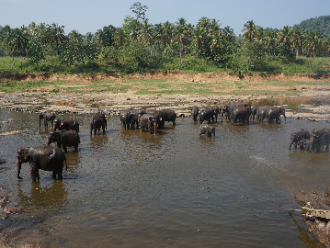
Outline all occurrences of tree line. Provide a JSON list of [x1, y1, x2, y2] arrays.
[[0, 3, 330, 74]]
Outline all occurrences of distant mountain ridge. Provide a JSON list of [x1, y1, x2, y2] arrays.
[[294, 15, 330, 38]]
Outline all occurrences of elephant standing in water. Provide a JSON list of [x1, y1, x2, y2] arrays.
[[17, 146, 66, 182], [289, 129, 310, 150], [191, 107, 199, 121], [159, 109, 177, 128], [90, 113, 107, 135], [47, 130, 80, 152], [266, 107, 286, 124], [310, 128, 330, 152], [52, 118, 80, 133], [199, 108, 220, 124], [131, 110, 147, 128], [139, 114, 162, 135], [198, 124, 215, 137], [39, 113, 56, 128], [120, 111, 133, 130]]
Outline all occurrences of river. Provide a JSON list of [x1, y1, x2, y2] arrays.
[[0, 109, 329, 247]]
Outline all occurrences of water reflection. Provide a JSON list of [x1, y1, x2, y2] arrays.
[[17, 180, 67, 212]]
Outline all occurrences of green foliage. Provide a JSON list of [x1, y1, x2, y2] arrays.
[[296, 15, 330, 38]]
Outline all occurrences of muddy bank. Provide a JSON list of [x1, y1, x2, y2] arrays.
[[1, 71, 330, 84], [1, 89, 330, 122]]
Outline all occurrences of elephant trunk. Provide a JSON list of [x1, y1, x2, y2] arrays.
[[17, 160, 22, 179]]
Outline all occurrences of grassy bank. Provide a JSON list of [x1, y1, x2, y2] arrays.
[[0, 55, 329, 75], [1, 77, 329, 96]]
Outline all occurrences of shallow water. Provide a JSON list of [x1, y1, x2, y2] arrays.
[[0, 109, 329, 247]]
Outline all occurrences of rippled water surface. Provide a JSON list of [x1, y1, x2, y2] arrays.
[[1, 109, 329, 247]]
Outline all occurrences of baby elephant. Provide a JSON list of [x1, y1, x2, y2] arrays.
[[289, 129, 310, 150], [198, 124, 215, 137], [296, 139, 311, 150], [47, 130, 80, 152]]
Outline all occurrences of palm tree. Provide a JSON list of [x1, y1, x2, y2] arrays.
[[96, 25, 116, 48], [163, 21, 174, 56], [0, 25, 15, 64], [139, 20, 153, 44], [242, 20, 259, 71], [290, 26, 303, 59], [174, 18, 188, 69], [154, 23, 165, 60], [277, 26, 293, 62], [48, 23, 66, 56], [128, 19, 141, 41], [114, 28, 127, 48], [222, 26, 235, 43], [37, 23, 49, 56], [12, 27, 29, 71], [210, 30, 224, 63], [303, 30, 323, 68]]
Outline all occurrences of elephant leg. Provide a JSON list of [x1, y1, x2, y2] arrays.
[[52, 170, 57, 179], [102, 125, 106, 134], [29, 162, 37, 182], [57, 169, 63, 180], [148, 123, 152, 134], [153, 122, 157, 135], [172, 120, 176, 126], [30, 169, 38, 183], [63, 146, 67, 153]]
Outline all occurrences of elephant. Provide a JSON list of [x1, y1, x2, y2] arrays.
[[39, 113, 56, 128], [159, 109, 177, 127], [52, 118, 80, 133], [120, 111, 133, 130], [250, 106, 259, 120], [90, 113, 107, 135], [289, 129, 310, 150], [230, 106, 250, 125], [256, 106, 271, 123], [198, 124, 215, 137], [47, 130, 80, 153], [191, 107, 199, 121], [17, 146, 67, 182], [131, 110, 147, 128], [228, 102, 251, 124], [296, 139, 311, 150], [310, 128, 330, 153], [139, 114, 162, 135], [266, 107, 286, 124], [220, 105, 230, 122], [199, 108, 219, 124]]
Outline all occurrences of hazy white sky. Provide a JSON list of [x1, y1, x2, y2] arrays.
[[1, 0, 329, 35]]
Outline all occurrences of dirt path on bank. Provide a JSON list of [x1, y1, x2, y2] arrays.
[[1, 71, 330, 120]]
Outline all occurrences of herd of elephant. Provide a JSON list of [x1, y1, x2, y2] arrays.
[[16, 112, 106, 183], [15, 101, 327, 183], [289, 128, 330, 152]]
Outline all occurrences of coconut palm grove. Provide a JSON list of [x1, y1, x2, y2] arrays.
[[0, 2, 330, 75]]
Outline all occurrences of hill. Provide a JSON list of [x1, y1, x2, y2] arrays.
[[295, 15, 330, 38]]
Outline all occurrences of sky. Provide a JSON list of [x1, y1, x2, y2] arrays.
[[1, 0, 329, 36]]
